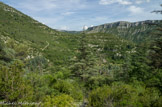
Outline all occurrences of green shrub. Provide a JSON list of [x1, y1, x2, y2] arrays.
[[88, 82, 160, 107], [43, 94, 76, 107]]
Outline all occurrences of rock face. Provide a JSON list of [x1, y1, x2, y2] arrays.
[[86, 20, 161, 43]]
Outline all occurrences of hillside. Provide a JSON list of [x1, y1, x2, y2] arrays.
[[0, 2, 78, 65], [86, 20, 161, 43], [0, 2, 136, 66], [0, 2, 162, 107]]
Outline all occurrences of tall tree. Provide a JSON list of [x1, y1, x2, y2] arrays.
[[145, 5, 162, 92], [0, 60, 33, 102], [70, 31, 97, 80], [149, 5, 162, 69]]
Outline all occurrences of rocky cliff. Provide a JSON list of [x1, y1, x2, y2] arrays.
[[86, 20, 161, 43]]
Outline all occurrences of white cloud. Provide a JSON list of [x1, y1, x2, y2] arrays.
[[128, 6, 143, 14], [99, 0, 132, 5], [33, 16, 64, 29], [60, 26, 70, 30], [135, 0, 143, 4], [18, 0, 57, 11], [146, 0, 150, 2], [99, 0, 114, 5], [7, 0, 159, 31], [61, 12, 75, 16], [93, 16, 108, 21], [17, 0, 85, 12], [135, 0, 151, 4], [119, 0, 132, 5], [34, 16, 62, 24], [121, 10, 161, 22], [99, 0, 151, 5]]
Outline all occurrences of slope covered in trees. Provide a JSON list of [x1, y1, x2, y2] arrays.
[[0, 2, 162, 107], [86, 20, 161, 43], [0, 2, 78, 66]]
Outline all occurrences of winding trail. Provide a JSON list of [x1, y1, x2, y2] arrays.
[[41, 41, 49, 51]]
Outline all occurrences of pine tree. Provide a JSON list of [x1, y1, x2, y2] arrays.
[[149, 5, 162, 69], [146, 5, 162, 92], [70, 31, 97, 80], [0, 60, 33, 102]]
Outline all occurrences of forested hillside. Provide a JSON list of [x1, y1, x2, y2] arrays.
[[0, 2, 162, 107], [86, 20, 160, 43], [0, 2, 79, 66]]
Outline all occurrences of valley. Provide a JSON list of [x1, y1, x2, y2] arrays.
[[0, 1, 162, 107]]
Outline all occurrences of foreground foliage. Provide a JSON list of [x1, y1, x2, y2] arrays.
[[0, 2, 162, 107]]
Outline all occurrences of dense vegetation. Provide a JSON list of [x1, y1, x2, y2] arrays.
[[0, 2, 162, 107], [86, 20, 159, 43]]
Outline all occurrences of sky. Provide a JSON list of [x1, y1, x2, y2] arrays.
[[0, 0, 162, 31]]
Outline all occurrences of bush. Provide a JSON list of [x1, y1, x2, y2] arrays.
[[43, 94, 76, 107], [88, 82, 160, 107], [51, 80, 83, 101]]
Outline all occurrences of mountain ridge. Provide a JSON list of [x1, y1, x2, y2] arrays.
[[86, 20, 161, 43], [87, 20, 160, 30]]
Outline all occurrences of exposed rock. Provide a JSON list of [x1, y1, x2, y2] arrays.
[[86, 20, 161, 43]]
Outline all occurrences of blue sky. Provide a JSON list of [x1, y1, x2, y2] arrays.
[[1, 0, 161, 31]]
